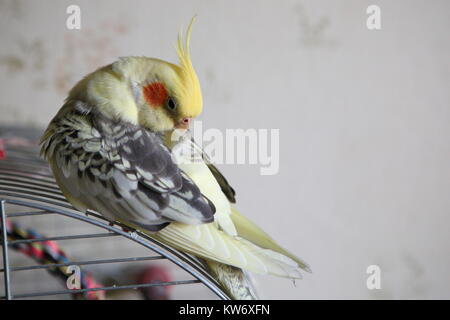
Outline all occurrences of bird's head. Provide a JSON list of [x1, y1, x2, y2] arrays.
[[69, 18, 203, 132]]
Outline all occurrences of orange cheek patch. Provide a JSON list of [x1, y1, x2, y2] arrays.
[[143, 82, 168, 108]]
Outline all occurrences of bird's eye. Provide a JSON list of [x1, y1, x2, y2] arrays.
[[166, 97, 177, 111]]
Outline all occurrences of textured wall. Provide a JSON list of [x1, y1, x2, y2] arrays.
[[1, 0, 449, 299]]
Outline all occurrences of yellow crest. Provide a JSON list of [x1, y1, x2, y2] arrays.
[[174, 17, 203, 118]]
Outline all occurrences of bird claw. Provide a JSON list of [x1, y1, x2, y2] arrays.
[[119, 226, 138, 238], [127, 230, 138, 239]]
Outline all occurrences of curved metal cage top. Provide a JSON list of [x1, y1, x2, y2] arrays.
[[0, 127, 229, 300]]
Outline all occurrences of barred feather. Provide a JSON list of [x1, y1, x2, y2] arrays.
[[41, 102, 215, 229]]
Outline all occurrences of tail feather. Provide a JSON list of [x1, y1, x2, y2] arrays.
[[147, 222, 304, 279], [230, 207, 311, 272]]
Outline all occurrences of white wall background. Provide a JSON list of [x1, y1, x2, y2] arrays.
[[0, 0, 449, 299]]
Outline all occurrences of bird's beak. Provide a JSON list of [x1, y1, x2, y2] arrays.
[[176, 117, 192, 129]]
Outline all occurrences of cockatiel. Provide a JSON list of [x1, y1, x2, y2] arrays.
[[40, 18, 310, 299]]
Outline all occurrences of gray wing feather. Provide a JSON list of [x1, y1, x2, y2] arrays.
[[47, 109, 214, 229]]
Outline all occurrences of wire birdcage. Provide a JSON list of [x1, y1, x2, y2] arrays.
[[0, 126, 230, 300]]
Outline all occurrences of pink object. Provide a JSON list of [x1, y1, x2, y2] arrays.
[[137, 265, 173, 300], [0, 139, 6, 160]]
